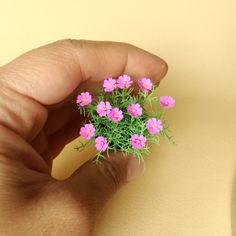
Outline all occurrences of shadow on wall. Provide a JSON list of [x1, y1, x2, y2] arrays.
[[231, 167, 236, 236]]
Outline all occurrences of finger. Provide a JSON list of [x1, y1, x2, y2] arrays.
[[43, 100, 82, 137], [0, 125, 50, 173], [1, 39, 168, 106], [66, 153, 145, 217], [41, 116, 83, 168], [32, 108, 83, 167]]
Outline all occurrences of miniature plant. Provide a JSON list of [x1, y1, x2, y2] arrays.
[[76, 74, 175, 163]]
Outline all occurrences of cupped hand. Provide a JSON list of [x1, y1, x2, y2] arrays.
[[0, 40, 167, 235]]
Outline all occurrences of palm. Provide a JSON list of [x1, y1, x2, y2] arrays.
[[0, 151, 95, 235]]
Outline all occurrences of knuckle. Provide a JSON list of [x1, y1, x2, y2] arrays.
[[122, 42, 134, 49], [56, 38, 88, 50], [57, 38, 76, 47], [0, 85, 47, 141]]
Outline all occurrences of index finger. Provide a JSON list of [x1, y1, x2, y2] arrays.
[[1, 39, 168, 106]]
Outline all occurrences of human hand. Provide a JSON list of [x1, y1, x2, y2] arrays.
[[0, 40, 167, 235]]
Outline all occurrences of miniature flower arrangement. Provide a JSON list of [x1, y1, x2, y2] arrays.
[[76, 75, 175, 163]]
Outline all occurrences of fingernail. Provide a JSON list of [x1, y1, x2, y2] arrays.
[[126, 157, 145, 182]]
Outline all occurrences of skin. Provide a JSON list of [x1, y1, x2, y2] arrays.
[[0, 39, 168, 235]]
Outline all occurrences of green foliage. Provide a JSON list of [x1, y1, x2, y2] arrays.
[[76, 86, 174, 162]]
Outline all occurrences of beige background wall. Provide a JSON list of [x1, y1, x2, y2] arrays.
[[0, 1, 236, 235]]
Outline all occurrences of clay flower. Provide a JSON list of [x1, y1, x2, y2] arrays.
[[103, 77, 117, 92], [160, 96, 175, 108], [130, 134, 147, 149], [76, 75, 175, 163], [108, 108, 123, 122], [95, 136, 108, 152], [127, 103, 142, 117], [117, 74, 133, 89], [96, 101, 112, 116], [80, 124, 95, 140], [76, 92, 92, 106], [138, 77, 153, 93], [147, 118, 163, 135]]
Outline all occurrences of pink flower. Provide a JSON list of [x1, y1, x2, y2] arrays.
[[127, 103, 142, 117], [130, 134, 147, 149], [103, 77, 117, 92], [160, 96, 175, 108], [117, 74, 133, 89], [147, 118, 163, 135], [95, 136, 108, 152], [108, 108, 123, 122], [138, 77, 153, 93], [96, 101, 112, 116], [76, 92, 92, 106], [80, 124, 95, 140]]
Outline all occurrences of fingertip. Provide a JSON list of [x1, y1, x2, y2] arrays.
[[124, 44, 168, 84], [146, 52, 169, 83], [160, 58, 168, 78]]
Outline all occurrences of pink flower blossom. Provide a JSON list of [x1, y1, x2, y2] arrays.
[[160, 96, 175, 108], [76, 92, 92, 106], [108, 108, 123, 122], [127, 103, 142, 117], [147, 118, 163, 135], [138, 77, 153, 93], [117, 74, 133, 89], [130, 134, 147, 149], [96, 101, 112, 116], [80, 124, 95, 140], [103, 77, 117, 92], [95, 136, 108, 152]]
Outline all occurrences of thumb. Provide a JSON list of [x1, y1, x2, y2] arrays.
[[67, 153, 145, 217]]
